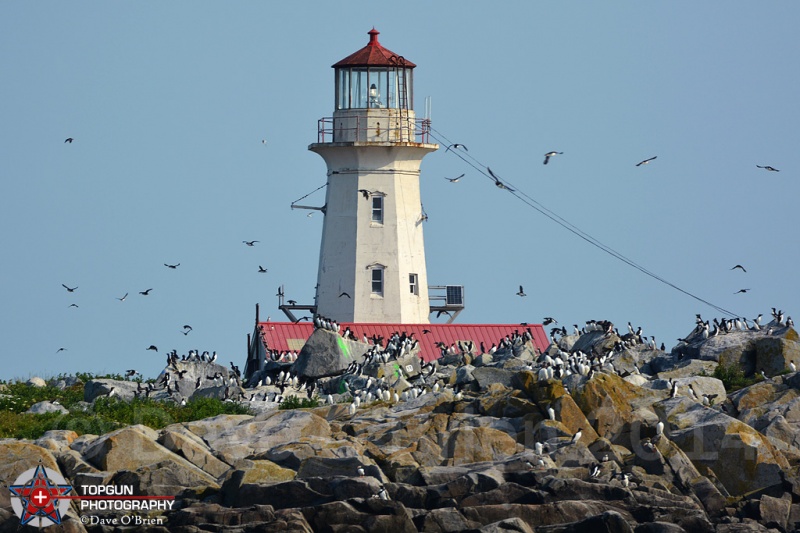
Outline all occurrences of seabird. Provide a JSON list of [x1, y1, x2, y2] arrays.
[[62, 284, 78, 292], [656, 421, 664, 435], [730, 264, 746, 272], [258, 266, 268, 273], [339, 292, 351, 298], [543, 151, 563, 165], [446, 143, 468, 152], [68, 303, 79, 308], [164, 263, 180, 269], [116, 293, 128, 302], [547, 406, 556, 420], [147, 345, 158, 352], [516, 285, 526, 297], [589, 463, 601, 478], [543, 317, 558, 326], [377, 487, 389, 500], [139, 288, 153, 295], [243, 240, 259, 246], [487, 167, 514, 191], [357, 466, 365, 477], [734, 289, 750, 294], [570, 429, 582, 445], [358, 189, 371, 200], [635, 156, 657, 167], [64, 138, 74, 143], [791, 361, 797, 373], [756, 165, 779, 172], [621, 473, 630, 488], [56, 347, 67, 353], [445, 173, 465, 183], [670, 381, 679, 398]]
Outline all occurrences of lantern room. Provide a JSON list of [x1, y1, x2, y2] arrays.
[[332, 28, 415, 111]]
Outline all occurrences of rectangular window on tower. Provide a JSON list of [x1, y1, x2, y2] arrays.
[[371, 267, 384, 296], [371, 196, 383, 225], [409, 273, 419, 295]]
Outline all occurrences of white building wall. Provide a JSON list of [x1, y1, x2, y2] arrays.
[[310, 112, 436, 323]]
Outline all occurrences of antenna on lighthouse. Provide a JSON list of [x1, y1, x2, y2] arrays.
[[425, 96, 432, 121]]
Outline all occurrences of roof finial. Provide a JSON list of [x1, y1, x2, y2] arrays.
[[368, 28, 380, 46]]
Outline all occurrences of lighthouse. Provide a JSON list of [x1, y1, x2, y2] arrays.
[[308, 29, 437, 323]]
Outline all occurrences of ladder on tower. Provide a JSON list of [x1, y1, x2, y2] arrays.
[[395, 58, 409, 142]]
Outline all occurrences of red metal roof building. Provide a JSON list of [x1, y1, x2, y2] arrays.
[[245, 319, 549, 379]]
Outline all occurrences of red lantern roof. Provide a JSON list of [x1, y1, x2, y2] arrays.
[[332, 28, 416, 69]]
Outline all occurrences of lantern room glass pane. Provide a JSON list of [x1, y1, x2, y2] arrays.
[[335, 67, 411, 110]]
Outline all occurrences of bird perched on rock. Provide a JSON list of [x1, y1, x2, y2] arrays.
[[357, 466, 365, 477], [570, 430, 582, 445], [656, 421, 664, 436]]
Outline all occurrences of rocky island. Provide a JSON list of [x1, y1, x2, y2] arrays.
[[3, 313, 800, 532]]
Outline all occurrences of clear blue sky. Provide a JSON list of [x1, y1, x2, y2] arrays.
[[2, 2, 798, 380]]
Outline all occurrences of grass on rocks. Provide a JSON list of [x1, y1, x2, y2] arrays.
[[0, 374, 251, 440]]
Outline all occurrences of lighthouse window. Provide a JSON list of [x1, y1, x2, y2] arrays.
[[409, 273, 419, 295], [371, 196, 383, 224], [371, 267, 384, 295]]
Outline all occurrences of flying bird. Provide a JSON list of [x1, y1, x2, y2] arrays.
[[64, 138, 74, 143], [487, 167, 514, 191], [307, 212, 313, 217], [543, 317, 558, 326], [287, 300, 297, 305], [339, 292, 351, 298], [183, 325, 192, 331], [543, 151, 563, 165], [258, 266, 268, 273], [358, 189, 371, 200], [445, 174, 465, 183], [56, 347, 67, 353], [146, 345, 158, 351], [446, 143, 468, 152], [635, 156, 657, 167], [756, 165, 779, 172], [116, 293, 128, 302], [734, 289, 750, 294], [243, 240, 259, 246], [164, 263, 180, 269], [62, 284, 78, 293], [516, 285, 526, 297], [730, 264, 746, 272], [139, 288, 153, 295], [436, 310, 452, 318]]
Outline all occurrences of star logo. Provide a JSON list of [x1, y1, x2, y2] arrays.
[[9, 463, 73, 527]]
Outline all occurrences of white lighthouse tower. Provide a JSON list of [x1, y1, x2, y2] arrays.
[[309, 29, 437, 323]]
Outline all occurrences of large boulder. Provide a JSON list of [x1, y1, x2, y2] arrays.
[[158, 425, 232, 479], [83, 379, 140, 402], [80, 424, 219, 493], [443, 427, 518, 465], [654, 397, 790, 496], [199, 410, 332, 462], [293, 329, 369, 379], [755, 333, 800, 377], [571, 373, 661, 446]]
